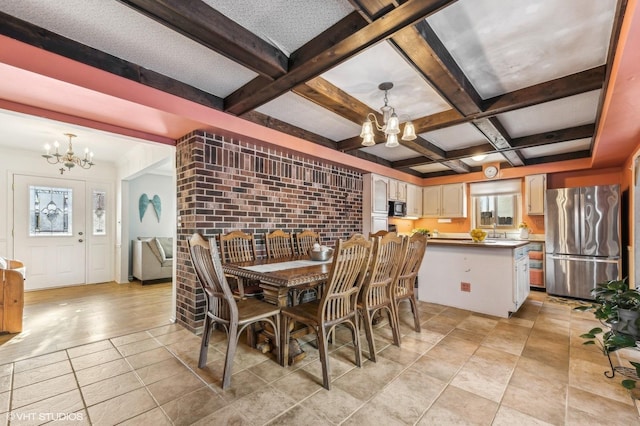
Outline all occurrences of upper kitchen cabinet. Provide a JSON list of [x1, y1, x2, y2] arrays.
[[364, 174, 388, 215], [406, 184, 422, 219], [525, 174, 546, 215], [388, 179, 407, 202], [423, 183, 467, 218]]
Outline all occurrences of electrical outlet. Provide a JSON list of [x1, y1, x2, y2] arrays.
[[460, 282, 471, 292]]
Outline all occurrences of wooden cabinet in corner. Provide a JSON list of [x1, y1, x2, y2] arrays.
[[422, 183, 467, 218], [525, 174, 546, 215]]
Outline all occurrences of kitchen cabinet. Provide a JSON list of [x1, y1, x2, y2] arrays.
[[363, 174, 389, 237], [514, 245, 530, 308], [525, 174, 546, 215], [422, 183, 467, 218], [528, 242, 545, 289], [405, 184, 422, 218], [388, 179, 407, 202]]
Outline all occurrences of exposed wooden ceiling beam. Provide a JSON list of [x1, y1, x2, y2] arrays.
[[224, 0, 458, 115], [118, 0, 288, 79], [241, 111, 337, 149], [510, 124, 595, 149], [524, 150, 591, 165], [0, 11, 223, 110]]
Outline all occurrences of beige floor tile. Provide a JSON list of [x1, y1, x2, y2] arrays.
[[501, 365, 567, 424], [75, 358, 133, 387], [481, 330, 529, 356], [9, 389, 84, 425], [231, 385, 296, 425], [110, 331, 153, 347], [13, 351, 67, 373], [81, 371, 143, 406], [249, 357, 293, 383], [450, 346, 518, 402], [448, 328, 488, 344], [11, 373, 78, 409], [333, 356, 404, 401], [267, 404, 333, 426], [66, 340, 114, 359], [377, 342, 422, 366], [116, 337, 163, 357], [273, 369, 322, 403], [421, 315, 460, 335], [424, 334, 480, 366], [492, 405, 555, 425], [153, 328, 199, 346], [191, 405, 253, 426], [301, 386, 365, 424], [569, 357, 634, 405], [567, 385, 638, 422], [134, 356, 192, 385], [0, 375, 10, 394], [343, 402, 407, 426], [12, 360, 72, 389], [456, 314, 500, 335], [0, 364, 11, 378], [161, 386, 227, 425], [119, 407, 173, 426], [147, 323, 185, 337], [87, 387, 157, 425], [0, 411, 6, 426], [416, 386, 498, 426], [0, 391, 8, 414], [126, 346, 175, 369], [413, 354, 463, 382], [69, 348, 122, 371], [366, 366, 447, 424], [146, 369, 206, 405]]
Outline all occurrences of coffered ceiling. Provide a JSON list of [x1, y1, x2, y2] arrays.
[[0, 0, 634, 177]]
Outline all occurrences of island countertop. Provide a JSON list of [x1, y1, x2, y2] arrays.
[[427, 238, 530, 248]]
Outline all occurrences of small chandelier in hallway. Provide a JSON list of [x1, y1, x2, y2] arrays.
[[42, 133, 95, 174]]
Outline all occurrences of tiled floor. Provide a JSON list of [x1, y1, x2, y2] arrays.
[[1, 291, 640, 425]]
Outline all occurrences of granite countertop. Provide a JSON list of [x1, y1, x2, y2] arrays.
[[427, 238, 531, 248]]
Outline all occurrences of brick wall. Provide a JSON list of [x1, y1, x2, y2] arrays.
[[175, 131, 363, 331]]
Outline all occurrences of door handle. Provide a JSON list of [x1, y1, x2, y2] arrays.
[[78, 239, 84, 243]]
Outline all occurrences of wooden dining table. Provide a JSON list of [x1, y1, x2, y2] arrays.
[[222, 255, 333, 365]]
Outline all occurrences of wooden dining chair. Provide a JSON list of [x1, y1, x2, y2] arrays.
[[369, 230, 389, 238], [358, 232, 405, 362], [219, 230, 262, 299], [281, 233, 372, 390], [265, 229, 295, 259], [295, 230, 320, 256], [187, 233, 280, 390], [392, 232, 427, 340]]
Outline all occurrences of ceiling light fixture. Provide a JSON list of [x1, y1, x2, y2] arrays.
[[360, 82, 417, 148], [43, 133, 95, 175], [471, 154, 488, 161]]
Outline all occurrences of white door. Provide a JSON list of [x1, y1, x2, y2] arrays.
[[14, 175, 86, 290]]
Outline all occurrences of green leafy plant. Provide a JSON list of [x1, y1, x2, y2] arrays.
[[412, 228, 430, 236]]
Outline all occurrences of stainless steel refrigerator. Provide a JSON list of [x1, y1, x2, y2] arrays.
[[545, 185, 621, 299]]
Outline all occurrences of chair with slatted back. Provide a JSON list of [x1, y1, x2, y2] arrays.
[[369, 230, 389, 238], [295, 230, 320, 256], [281, 233, 372, 390], [392, 232, 427, 340], [187, 233, 280, 390], [265, 229, 295, 259], [219, 230, 262, 299], [358, 232, 405, 362]]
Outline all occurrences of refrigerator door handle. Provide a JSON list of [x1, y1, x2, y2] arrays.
[[579, 192, 586, 252], [574, 192, 581, 252], [549, 254, 619, 264]]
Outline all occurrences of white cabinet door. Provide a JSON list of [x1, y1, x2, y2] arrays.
[[371, 215, 388, 234], [441, 183, 467, 218], [525, 174, 546, 215], [396, 181, 407, 202], [515, 255, 529, 307], [422, 186, 441, 217], [406, 184, 422, 218], [388, 179, 398, 201], [372, 176, 388, 214]]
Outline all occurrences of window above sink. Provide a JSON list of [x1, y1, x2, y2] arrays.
[[470, 179, 522, 233]]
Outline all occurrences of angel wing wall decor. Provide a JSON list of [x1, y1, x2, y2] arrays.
[[138, 193, 162, 223]]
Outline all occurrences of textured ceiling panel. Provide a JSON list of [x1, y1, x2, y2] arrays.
[[360, 143, 420, 162], [255, 92, 360, 141], [202, 0, 354, 56], [410, 162, 452, 174], [0, 0, 257, 97], [497, 90, 601, 138], [520, 138, 592, 158], [321, 41, 451, 119], [421, 123, 488, 150], [428, 0, 616, 98]]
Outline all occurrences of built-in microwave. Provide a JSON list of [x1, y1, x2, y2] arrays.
[[388, 201, 406, 217]]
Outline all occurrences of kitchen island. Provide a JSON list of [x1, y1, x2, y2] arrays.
[[418, 238, 531, 318]]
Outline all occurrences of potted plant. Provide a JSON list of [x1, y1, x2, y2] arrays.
[[412, 228, 430, 237], [576, 278, 640, 395]]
